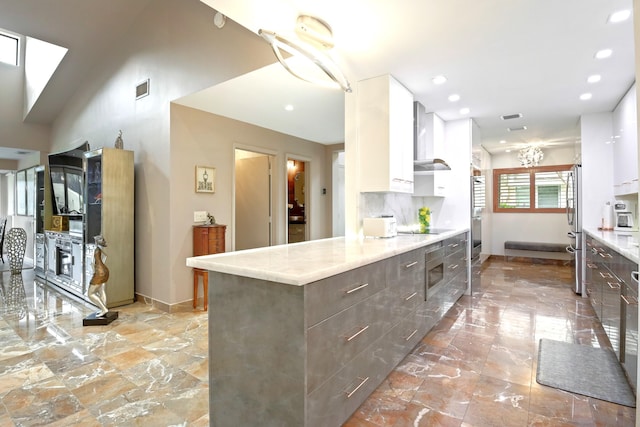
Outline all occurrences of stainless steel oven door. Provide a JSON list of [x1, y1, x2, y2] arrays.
[[425, 245, 445, 299], [55, 240, 73, 279]]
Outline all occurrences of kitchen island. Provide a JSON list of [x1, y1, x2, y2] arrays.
[[187, 229, 469, 427]]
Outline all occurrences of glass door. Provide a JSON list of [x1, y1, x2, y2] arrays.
[[84, 151, 103, 243]]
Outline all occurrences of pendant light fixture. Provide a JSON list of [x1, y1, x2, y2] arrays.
[[258, 15, 352, 93]]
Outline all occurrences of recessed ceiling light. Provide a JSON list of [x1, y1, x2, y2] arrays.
[[587, 74, 601, 83], [284, 104, 294, 111], [459, 107, 470, 115], [595, 49, 613, 59], [432, 75, 447, 85], [448, 94, 460, 102], [506, 149, 512, 153], [608, 10, 631, 23], [507, 126, 527, 132], [580, 93, 593, 101], [499, 140, 506, 144]]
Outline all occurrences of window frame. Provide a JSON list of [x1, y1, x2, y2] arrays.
[[0, 30, 20, 67], [493, 164, 573, 213]]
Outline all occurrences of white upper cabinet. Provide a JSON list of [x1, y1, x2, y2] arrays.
[[357, 74, 414, 193], [612, 83, 638, 196]]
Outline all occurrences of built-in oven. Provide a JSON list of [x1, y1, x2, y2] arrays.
[[55, 238, 73, 279], [425, 242, 445, 299]]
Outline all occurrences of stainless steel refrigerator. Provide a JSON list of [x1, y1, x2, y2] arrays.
[[470, 175, 484, 293], [566, 164, 583, 295]]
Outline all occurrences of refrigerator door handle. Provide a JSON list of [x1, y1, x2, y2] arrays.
[[566, 245, 577, 254], [567, 231, 576, 239]]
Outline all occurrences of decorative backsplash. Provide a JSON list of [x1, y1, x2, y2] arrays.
[[360, 193, 444, 227]]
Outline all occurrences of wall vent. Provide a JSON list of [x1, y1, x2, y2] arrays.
[[15, 150, 30, 155], [507, 125, 528, 132], [136, 79, 150, 99], [501, 113, 523, 120]]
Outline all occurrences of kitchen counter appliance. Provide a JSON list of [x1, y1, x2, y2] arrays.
[[363, 216, 397, 238], [614, 201, 635, 231]]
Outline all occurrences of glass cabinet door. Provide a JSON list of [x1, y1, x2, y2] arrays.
[[85, 153, 102, 243]]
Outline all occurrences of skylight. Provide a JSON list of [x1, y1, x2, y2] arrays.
[[0, 32, 19, 66]]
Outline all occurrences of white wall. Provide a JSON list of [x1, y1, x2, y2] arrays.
[[489, 146, 575, 256], [46, 0, 276, 306], [169, 104, 331, 304]]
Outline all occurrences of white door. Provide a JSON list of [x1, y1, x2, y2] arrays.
[[235, 151, 272, 250]]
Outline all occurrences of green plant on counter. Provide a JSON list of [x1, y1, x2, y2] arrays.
[[419, 207, 431, 232]]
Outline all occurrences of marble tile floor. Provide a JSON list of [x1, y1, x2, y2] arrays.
[[0, 259, 635, 426], [344, 260, 636, 427]]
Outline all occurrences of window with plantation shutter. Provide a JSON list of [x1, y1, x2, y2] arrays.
[[493, 164, 572, 213]]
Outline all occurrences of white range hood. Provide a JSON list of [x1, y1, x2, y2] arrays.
[[413, 102, 451, 173]]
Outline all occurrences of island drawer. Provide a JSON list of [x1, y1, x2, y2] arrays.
[[445, 233, 467, 256], [307, 290, 389, 393], [307, 334, 391, 427], [305, 260, 387, 327]]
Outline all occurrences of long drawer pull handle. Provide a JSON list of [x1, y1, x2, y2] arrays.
[[345, 325, 369, 342], [599, 253, 612, 258], [600, 272, 613, 279], [586, 263, 598, 269], [608, 282, 621, 289], [449, 264, 459, 270], [404, 329, 418, 341], [405, 291, 418, 301], [345, 283, 369, 294], [345, 376, 370, 399], [621, 295, 639, 305], [405, 261, 418, 268], [449, 243, 459, 248]]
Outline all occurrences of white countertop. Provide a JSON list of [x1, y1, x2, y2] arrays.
[[583, 228, 640, 264], [186, 229, 468, 286]]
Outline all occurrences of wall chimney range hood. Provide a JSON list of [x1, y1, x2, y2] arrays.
[[414, 158, 451, 172], [413, 102, 451, 173]]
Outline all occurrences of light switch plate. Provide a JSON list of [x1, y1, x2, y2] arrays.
[[194, 211, 208, 222]]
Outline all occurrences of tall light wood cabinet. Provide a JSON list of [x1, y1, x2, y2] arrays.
[[84, 148, 134, 307]]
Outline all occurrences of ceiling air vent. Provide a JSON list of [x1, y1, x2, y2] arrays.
[[507, 125, 527, 132], [136, 79, 150, 100], [501, 113, 523, 120], [15, 150, 30, 155]]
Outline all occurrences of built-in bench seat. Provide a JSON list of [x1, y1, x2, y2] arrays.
[[504, 241, 567, 252], [503, 241, 571, 265]]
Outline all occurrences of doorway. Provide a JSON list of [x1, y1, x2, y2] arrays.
[[332, 150, 345, 237], [234, 149, 273, 250], [286, 157, 309, 243]]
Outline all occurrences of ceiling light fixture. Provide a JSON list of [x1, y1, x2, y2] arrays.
[[608, 10, 631, 23], [595, 49, 613, 59], [587, 74, 601, 83], [518, 146, 544, 167], [284, 104, 294, 111], [448, 94, 460, 102], [580, 93, 593, 100], [432, 75, 447, 85], [499, 140, 507, 144], [258, 15, 352, 93]]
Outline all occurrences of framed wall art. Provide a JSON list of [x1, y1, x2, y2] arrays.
[[195, 166, 215, 193]]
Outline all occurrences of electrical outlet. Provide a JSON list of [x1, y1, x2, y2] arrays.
[[194, 211, 208, 222]]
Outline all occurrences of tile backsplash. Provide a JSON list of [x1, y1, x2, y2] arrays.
[[361, 193, 445, 227]]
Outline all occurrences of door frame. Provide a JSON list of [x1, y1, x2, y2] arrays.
[[233, 145, 277, 251], [285, 153, 311, 243]]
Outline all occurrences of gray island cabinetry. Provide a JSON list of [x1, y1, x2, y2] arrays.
[[187, 231, 468, 427]]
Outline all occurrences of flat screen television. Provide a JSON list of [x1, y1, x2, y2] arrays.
[[48, 142, 90, 216]]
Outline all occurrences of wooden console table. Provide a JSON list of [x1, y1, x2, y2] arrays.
[[192, 224, 226, 310]]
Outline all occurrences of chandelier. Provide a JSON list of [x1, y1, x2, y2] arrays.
[[518, 146, 544, 167]]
